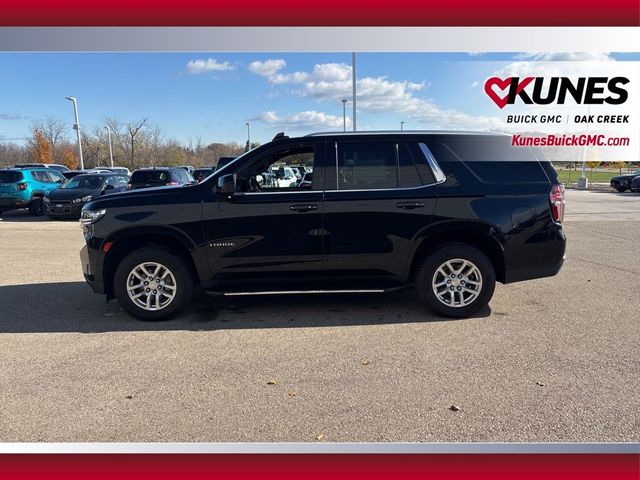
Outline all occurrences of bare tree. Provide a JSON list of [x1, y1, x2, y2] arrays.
[[121, 118, 149, 169]]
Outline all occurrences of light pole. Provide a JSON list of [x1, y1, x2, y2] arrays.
[[400, 121, 405, 131], [65, 96, 84, 170], [245, 122, 251, 151], [341, 98, 348, 132], [105, 125, 114, 167]]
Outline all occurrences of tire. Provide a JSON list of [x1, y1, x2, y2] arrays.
[[416, 244, 496, 318], [113, 247, 195, 321], [614, 186, 626, 193], [28, 198, 44, 216]]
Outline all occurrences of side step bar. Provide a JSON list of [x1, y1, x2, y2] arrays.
[[205, 286, 408, 297]]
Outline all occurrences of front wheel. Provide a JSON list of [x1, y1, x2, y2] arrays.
[[113, 247, 195, 321], [416, 244, 496, 318], [614, 186, 626, 192]]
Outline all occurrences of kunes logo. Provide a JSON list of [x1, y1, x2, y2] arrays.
[[484, 77, 629, 109]]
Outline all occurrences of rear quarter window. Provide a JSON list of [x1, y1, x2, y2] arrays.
[[431, 137, 549, 184]]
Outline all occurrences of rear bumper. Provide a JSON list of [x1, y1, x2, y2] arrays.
[[0, 197, 30, 209], [503, 226, 566, 284], [80, 244, 105, 294]]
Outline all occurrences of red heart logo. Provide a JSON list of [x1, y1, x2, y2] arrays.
[[484, 77, 534, 109]]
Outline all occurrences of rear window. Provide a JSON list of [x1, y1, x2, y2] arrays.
[[429, 137, 549, 184], [0, 171, 23, 183], [131, 170, 170, 183]]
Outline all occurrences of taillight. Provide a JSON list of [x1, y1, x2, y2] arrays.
[[16, 183, 27, 191], [549, 184, 565, 223]]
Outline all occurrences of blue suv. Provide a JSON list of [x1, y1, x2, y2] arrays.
[[0, 168, 66, 216]]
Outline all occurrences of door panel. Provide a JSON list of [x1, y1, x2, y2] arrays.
[[202, 140, 325, 289], [323, 189, 436, 283], [322, 139, 437, 284], [205, 191, 324, 285]]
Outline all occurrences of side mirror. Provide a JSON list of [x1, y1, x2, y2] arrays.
[[217, 174, 237, 197]]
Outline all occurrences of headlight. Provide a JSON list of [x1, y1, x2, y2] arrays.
[[73, 195, 93, 204], [80, 208, 106, 226]]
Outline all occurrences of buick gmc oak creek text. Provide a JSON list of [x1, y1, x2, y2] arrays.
[[79, 132, 566, 321]]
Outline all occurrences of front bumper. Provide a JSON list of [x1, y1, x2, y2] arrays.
[[80, 244, 105, 294], [46, 201, 83, 218]]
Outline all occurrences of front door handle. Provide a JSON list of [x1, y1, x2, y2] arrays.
[[396, 201, 425, 210], [290, 204, 318, 213]]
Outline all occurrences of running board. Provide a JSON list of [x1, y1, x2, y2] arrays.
[[204, 287, 408, 297]]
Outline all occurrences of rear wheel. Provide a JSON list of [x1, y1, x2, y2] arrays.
[[416, 244, 496, 318], [28, 198, 44, 216], [113, 247, 195, 321]]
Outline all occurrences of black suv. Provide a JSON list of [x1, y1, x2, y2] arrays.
[[80, 132, 566, 321]]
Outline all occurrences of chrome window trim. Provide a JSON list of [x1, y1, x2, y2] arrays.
[[418, 142, 447, 184]]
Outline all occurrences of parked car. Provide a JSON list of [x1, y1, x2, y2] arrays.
[[274, 166, 298, 188], [178, 165, 194, 175], [127, 167, 194, 190], [610, 171, 640, 192], [79, 131, 566, 321], [99, 167, 131, 176], [630, 175, 640, 193], [0, 167, 66, 216], [14, 163, 70, 173], [45, 173, 128, 218], [192, 167, 216, 183]]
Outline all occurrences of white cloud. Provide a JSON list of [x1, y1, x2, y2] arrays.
[[513, 52, 613, 62], [248, 60, 503, 131], [248, 59, 287, 77], [186, 58, 235, 74], [250, 110, 351, 130], [495, 52, 615, 79]]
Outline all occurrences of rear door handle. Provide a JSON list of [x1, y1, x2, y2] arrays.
[[290, 204, 318, 212], [396, 202, 425, 210]]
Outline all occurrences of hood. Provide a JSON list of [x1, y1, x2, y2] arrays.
[[47, 187, 101, 201], [84, 183, 200, 211]]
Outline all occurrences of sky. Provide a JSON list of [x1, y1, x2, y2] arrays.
[[1, 51, 639, 146]]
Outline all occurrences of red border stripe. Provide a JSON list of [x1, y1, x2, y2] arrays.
[[0, 454, 639, 480], [0, 0, 638, 26]]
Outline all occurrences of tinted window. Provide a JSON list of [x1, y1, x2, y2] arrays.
[[337, 142, 397, 190], [61, 175, 105, 189], [440, 138, 547, 183], [131, 170, 170, 184], [0, 171, 23, 183], [398, 143, 423, 188], [405, 142, 436, 185]]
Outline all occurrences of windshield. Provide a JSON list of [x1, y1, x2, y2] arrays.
[[61, 175, 105, 189], [0, 171, 23, 183]]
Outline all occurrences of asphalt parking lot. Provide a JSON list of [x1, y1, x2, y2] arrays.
[[0, 189, 638, 443]]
